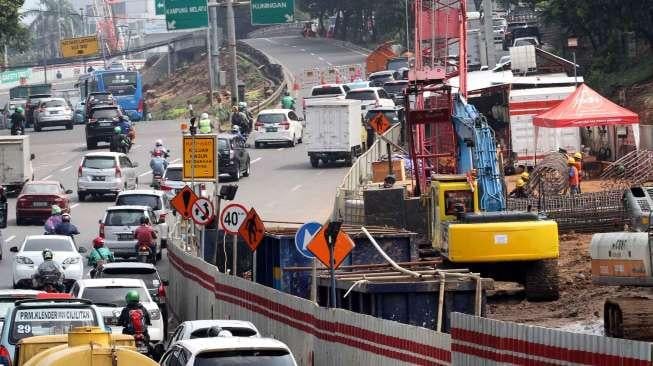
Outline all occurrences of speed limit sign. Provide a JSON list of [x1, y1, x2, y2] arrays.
[[220, 203, 248, 234]]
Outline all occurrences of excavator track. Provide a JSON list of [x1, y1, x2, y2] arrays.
[[604, 297, 653, 341]]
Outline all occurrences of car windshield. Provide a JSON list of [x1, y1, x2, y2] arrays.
[[91, 109, 119, 119], [116, 195, 162, 210], [99, 268, 160, 288], [83, 157, 116, 169], [102, 72, 137, 96], [311, 87, 342, 96], [346, 91, 377, 101], [104, 210, 146, 226], [257, 114, 285, 124], [10, 306, 98, 343], [218, 139, 230, 152], [23, 238, 73, 252], [369, 74, 392, 81], [383, 82, 407, 95], [22, 184, 60, 195], [44, 100, 66, 108], [80, 286, 149, 307], [164, 168, 183, 181], [387, 59, 408, 70], [194, 350, 295, 366]]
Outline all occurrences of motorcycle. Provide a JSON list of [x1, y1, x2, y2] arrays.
[[151, 172, 163, 190], [31, 273, 63, 293], [10, 125, 24, 135], [133, 333, 150, 356], [137, 244, 152, 264]]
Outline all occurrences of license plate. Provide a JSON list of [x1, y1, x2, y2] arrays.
[[117, 233, 133, 241], [32, 202, 48, 207], [99, 122, 112, 127], [104, 317, 119, 325], [266, 127, 277, 132], [92, 176, 105, 181]]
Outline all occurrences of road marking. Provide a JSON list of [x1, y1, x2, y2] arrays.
[[70, 203, 80, 209], [291, 184, 302, 192], [171, 158, 181, 164], [43, 175, 53, 180], [251, 157, 262, 164], [300, 48, 306, 52], [5, 235, 15, 243], [292, 45, 297, 48], [139, 171, 151, 178], [277, 148, 284, 151], [316, 171, 324, 176], [132, 144, 142, 150], [326, 61, 333, 66], [60, 165, 72, 172], [310, 53, 315, 56], [318, 57, 324, 61]]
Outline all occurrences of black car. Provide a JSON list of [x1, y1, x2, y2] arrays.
[[25, 94, 52, 127], [218, 133, 250, 181], [382, 80, 409, 106], [85, 106, 121, 149], [84, 92, 116, 120]]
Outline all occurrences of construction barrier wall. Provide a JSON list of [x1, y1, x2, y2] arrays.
[[167, 242, 452, 366], [450, 312, 653, 365]]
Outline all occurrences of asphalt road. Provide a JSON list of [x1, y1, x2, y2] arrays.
[[0, 36, 367, 293]]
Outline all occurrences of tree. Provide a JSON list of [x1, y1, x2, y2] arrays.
[[22, 0, 83, 58], [0, 0, 29, 53]]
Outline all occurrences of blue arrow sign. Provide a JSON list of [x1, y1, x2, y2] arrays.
[[294, 221, 322, 259]]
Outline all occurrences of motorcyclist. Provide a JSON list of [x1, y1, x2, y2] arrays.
[[10, 106, 26, 135], [118, 290, 151, 344], [238, 102, 253, 133], [88, 237, 114, 277], [231, 125, 243, 139], [198, 112, 214, 134], [133, 216, 157, 263], [118, 115, 134, 143], [281, 91, 296, 110], [151, 139, 169, 159], [150, 153, 168, 180], [110, 126, 130, 153], [54, 213, 80, 238], [34, 248, 65, 292], [44, 205, 63, 234]]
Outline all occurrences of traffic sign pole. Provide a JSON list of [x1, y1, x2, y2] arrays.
[[232, 234, 237, 276]]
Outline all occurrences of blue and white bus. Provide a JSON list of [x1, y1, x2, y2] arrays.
[[78, 69, 144, 121]]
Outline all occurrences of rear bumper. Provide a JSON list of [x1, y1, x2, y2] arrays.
[[16, 208, 54, 219], [38, 116, 73, 125], [78, 178, 123, 192], [308, 151, 353, 159], [253, 130, 292, 142]]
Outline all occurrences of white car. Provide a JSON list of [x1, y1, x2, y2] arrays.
[[33, 97, 74, 131], [10, 235, 86, 289], [161, 163, 212, 200], [70, 278, 164, 344], [77, 152, 139, 201], [159, 337, 298, 366], [99, 205, 162, 260], [253, 109, 304, 148], [115, 190, 171, 247], [345, 87, 395, 114]]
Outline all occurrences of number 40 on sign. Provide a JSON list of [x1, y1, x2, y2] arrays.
[[220, 203, 248, 234]]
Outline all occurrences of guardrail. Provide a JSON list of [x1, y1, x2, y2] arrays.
[[247, 23, 304, 39], [332, 124, 403, 224]]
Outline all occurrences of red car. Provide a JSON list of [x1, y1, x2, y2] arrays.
[[16, 181, 73, 225]]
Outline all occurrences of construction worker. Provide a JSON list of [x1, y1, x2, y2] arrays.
[[198, 112, 214, 134], [568, 157, 580, 195], [573, 152, 583, 193], [520, 171, 530, 184], [509, 178, 528, 198]]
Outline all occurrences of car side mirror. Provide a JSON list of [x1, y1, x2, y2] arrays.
[[30, 154, 35, 160], [65, 189, 73, 194], [162, 280, 169, 286], [132, 162, 139, 168], [78, 247, 87, 253], [10, 246, 18, 253]]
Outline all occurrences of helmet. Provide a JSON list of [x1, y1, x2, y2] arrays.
[[574, 152, 583, 160], [516, 178, 525, 188], [520, 172, 530, 181], [284, 91, 290, 96], [567, 157, 576, 165], [15, 107, 24, 114], [51, 205, 62, 215], [42, 249, 53, 261], [62, 213, 71, 222], [140, 216, 150, 225], [114, 126, 122, 134], [155, 139, 163, 147], [238, 102, 247, 108], [201, 112, 209, 120], [125, 290, 140, 304], [92, 236, 105, 248], [231, 125, 240, 134]]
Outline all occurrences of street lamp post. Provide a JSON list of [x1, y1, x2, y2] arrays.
[[567, 37, 578, 86]]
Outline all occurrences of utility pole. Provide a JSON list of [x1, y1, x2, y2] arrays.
[[206, 2, 215, 106], [482, 0, 495, 67], [226, 0, 238, 103], [209, 2, 221, 89]]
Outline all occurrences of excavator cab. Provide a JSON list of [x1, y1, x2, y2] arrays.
[[429, 175, 478, 252]]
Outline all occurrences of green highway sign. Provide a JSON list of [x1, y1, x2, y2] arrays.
[[1, 68, 31, 84], [251, 0, 295, 25], [164, 0, 208, 30], [155, 0, 165, 16]]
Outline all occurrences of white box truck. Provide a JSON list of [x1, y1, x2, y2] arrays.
[[0, 135, 35, 194], [304, 99, 363, 168], [508, 86, 580, 167]]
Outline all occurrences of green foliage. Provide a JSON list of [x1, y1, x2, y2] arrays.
[[23, 0, 84, 59], [0, 0, 29, 51]]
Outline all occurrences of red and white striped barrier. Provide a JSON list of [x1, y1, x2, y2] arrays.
[[451, 312, 653, 365]]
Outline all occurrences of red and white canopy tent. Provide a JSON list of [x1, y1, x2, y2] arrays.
[[532, 84, 640, 158]]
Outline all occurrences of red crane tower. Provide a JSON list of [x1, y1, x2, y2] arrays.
[[406, 0, 468, 195]]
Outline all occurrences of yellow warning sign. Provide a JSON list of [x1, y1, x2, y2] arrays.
[[183, 135, 216, 181], [60, 36, 100, 58]]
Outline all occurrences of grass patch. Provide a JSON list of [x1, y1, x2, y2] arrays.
[[588, 56, 653, 96]]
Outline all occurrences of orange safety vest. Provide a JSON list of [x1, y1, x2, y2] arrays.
[[569, 166, 579, 186], [574, 161, 582, 181]]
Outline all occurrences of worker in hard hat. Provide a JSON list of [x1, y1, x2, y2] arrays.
[[573, 152, 583, 193], [520, 171, 530, 183], [509, 178, 528, 198], [198, 112, 214, 134], [568, 157, 580, 195]]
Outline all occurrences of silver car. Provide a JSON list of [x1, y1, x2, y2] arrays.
[[115, 190, 171, 247], [33, 98, 73, 131], [100, 205, 162, 260], [77, 152, 139, 201]]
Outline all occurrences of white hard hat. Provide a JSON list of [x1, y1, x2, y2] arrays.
[[155, 139, 163, 146], [201, 113, 209, 119]]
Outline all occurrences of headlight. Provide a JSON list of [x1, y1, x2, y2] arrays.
[[149, 309, 161, 320], [15, 256, 34, 265], [62, 257, 80, 265]]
